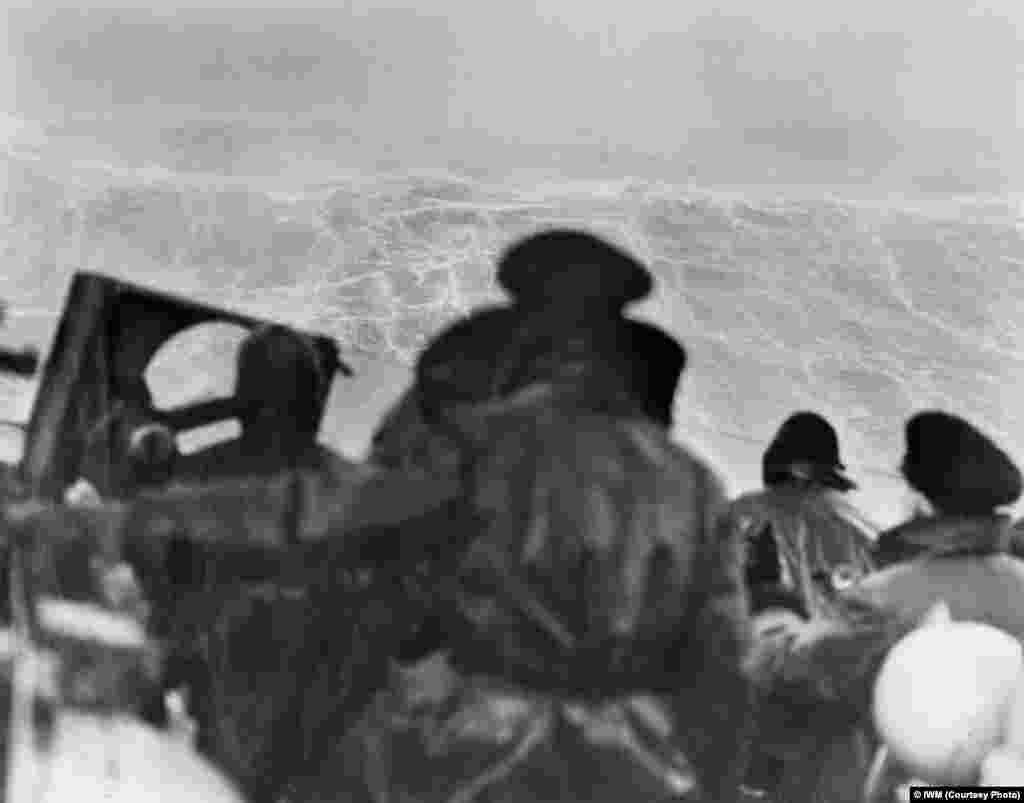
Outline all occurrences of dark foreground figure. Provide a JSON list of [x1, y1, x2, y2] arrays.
[[268, 230, 754, 803], [126, 324, 372, 799], [291, 387, 751, 803], [721, 411, 877, 621], [10, 241, 997, 803]]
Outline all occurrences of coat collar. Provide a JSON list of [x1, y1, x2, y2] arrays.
[[879, 513, 1014, 561]]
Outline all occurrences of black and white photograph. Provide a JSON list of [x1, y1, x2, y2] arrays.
[[0, 1, 1022, 801]]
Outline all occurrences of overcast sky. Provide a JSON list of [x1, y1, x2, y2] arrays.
[[3, 0, 1021, 188]]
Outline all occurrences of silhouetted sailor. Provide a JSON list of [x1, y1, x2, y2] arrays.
[[872, 410, 1023, 569], [829, 413, 1024, 800], [850, 412, 1024, 639], [717, 413, 877, 803], [369, 229, 691, 673], [177, 324, 348, 481], [157, 326, 362, 798], [721, 411, 877, 621], [371, 229, 686, 472], [313, 230, 754, 803]]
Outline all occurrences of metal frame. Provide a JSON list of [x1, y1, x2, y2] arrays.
[[20, 271, 350, 500], [1, 271, 352, 803]]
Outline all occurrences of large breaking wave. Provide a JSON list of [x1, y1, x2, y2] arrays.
[[3, 121, 1023, 528]]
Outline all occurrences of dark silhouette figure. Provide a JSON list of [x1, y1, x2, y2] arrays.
[[719, 412, 878, 803], [371, 229, 685, 473], [853, 412, 1024, 632], [722, 412, 877, 620], [300, 229, 754, 803], [844, 412, 1024, 792], [873, 410, 1023, 568], [151, 326, 362, 799], [177, 325, 344, 481]]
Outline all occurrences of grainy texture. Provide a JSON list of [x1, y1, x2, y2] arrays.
[[745, 601, 914, 803], [722, 486, 878, 618], [301, 384, 754, 803]]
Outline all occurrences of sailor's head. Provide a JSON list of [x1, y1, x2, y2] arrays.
[[901, 411, 1022, 517], [618, 319, 687, 429], [762, 411, 857, 492], [234, 325, 326, 441], [496, 229, 654, 316]]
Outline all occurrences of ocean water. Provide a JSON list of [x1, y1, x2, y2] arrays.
[[3, 115, 1024, 529]]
